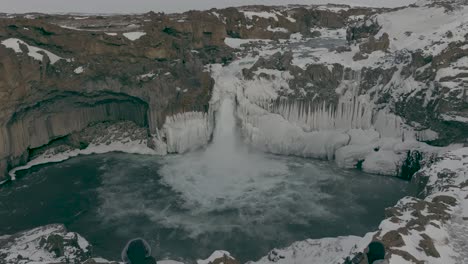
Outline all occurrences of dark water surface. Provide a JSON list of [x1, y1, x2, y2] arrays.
[[0, 152, 414, 263]]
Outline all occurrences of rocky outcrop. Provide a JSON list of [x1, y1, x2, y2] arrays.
[[0, 224, 91, 264]]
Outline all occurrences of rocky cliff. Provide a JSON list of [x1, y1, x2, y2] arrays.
[[0, 3, 391, 180], [1, 1, 467, 182], [0, 11, 227, 180]]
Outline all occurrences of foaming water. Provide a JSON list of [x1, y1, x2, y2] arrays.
[[159, 98, 291, 214]]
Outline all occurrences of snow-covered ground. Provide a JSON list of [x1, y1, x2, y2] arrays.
[[0, 224, 91, 264], [123, 31, 146, 41]]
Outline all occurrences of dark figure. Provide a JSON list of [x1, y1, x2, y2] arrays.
[[121, 238, 157, 264], [344, 241, 388, 264], [366, 241, 387, 264]]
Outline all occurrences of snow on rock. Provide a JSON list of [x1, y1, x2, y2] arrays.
[[267, 25, 288, 33], [8, 122, 160, 179], [335, 144, 374, 169], [123, 31, 146, 41], [0, 224, 91, 264], [361, 150, 402, 175], [245, 68, 293, 101], [436, 56, 468, 82], [224, 37, 271, 49], [197, 250, 234, 264], [162, 111, 212, 154], [74, 66, 84, 74], [441, 114, 468, 124], [1, 38, 64, 64], [241, 11, 278, 21], [370, 147, 468, 264], [374, 3, 468, 56], [289, 32, 303, 40], [310, 27, 347, 39], [105, 32, 117, 36], [250, 233, 375, 264], [138, 72, 156, 80]]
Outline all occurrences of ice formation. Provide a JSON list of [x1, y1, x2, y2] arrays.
[[162, 111, 212, 154], [208, 58, 423, 175]]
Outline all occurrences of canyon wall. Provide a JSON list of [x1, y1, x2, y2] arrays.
[[1, 1, 467, 180], [0, 4, 375, 180], [0, 15, 223, 179]]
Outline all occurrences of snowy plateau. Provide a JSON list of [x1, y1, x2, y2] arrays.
[[0, 0, 467, 263]]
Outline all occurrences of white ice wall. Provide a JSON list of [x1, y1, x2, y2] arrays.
[[162, 111, 213, 154], [232, 59, 445, 176]]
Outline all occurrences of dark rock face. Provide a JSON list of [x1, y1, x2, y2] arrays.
[[346, 16, 381, 42], [0, 14, 222, 179], [359, 33, 389, 54]]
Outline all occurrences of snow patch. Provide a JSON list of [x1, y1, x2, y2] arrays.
[[138, 72, 156, 79], [197, 250, 233, 264], [1, 38, 64, 64], [123, 31, 146, 41], [374, 5, 468, 56], [241, 11, 278, 21], [267, 25, 288, 33], [74, 66, 84, 74], [9, 137, 158, 179], [224, 37, 271, 49]]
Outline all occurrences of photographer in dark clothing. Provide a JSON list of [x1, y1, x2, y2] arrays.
[[122, 238, 157, 264], [344, 241, 388, 264]]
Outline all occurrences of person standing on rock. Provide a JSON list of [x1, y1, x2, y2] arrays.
[[121, 238, 157, 264]]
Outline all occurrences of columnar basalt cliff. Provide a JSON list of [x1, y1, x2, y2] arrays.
[[0, 3, 390, 180], [0, 14, 225, 179]]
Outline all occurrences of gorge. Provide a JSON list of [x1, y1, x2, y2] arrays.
[[0, 0, 467, 263]]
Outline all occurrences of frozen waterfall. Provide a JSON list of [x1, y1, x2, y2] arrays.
[[159, 96, 288, 212]]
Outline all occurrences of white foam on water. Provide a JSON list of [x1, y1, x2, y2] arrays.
[[160, 98, 289, 209], [94, 98, 338, 239], [156, 98, 336, 236]]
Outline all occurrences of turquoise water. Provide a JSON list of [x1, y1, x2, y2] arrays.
[[0, 152, 414, 263]]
